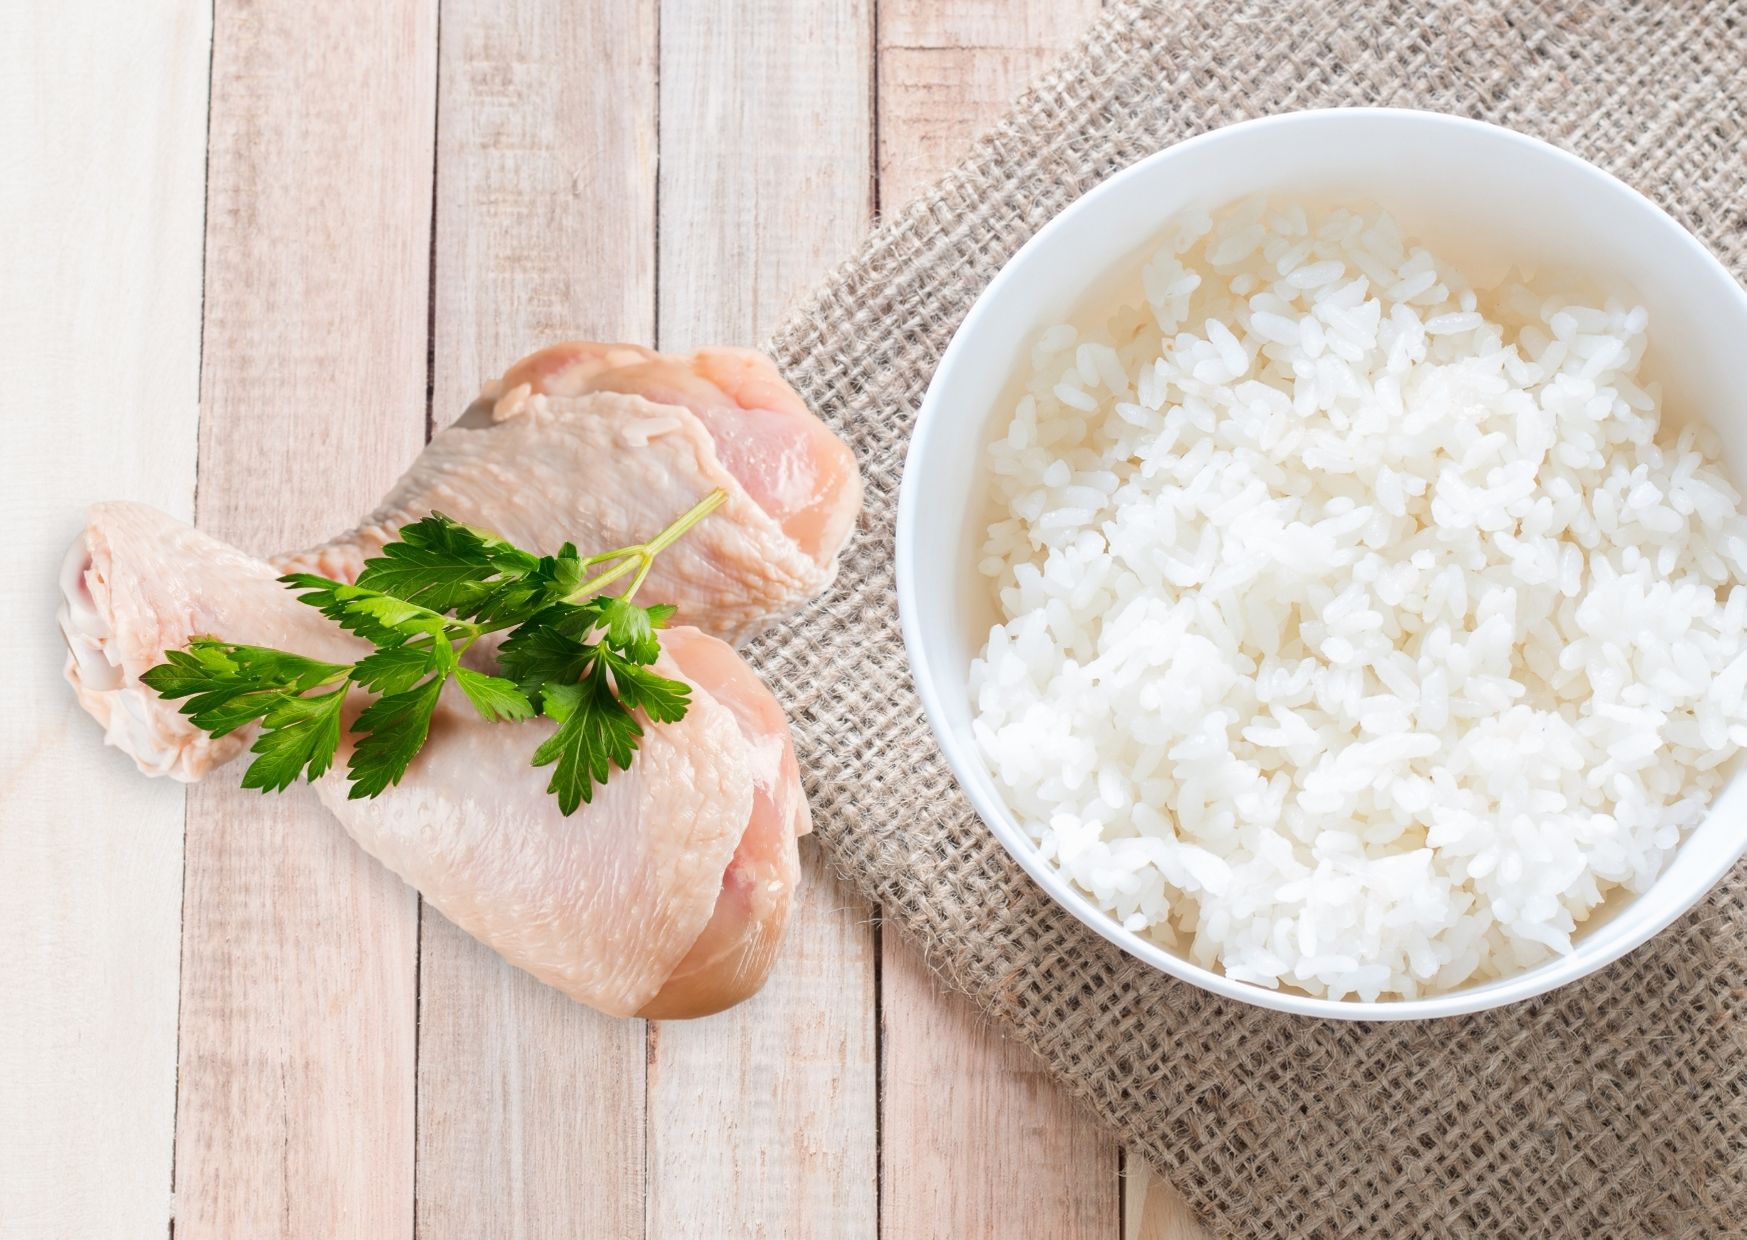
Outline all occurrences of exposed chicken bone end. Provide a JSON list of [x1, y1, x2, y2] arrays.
[[59, 503, 368, 782], [59, 519, 237, 780]]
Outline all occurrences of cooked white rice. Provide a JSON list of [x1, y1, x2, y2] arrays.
[[970, 199, 1747, 1000]]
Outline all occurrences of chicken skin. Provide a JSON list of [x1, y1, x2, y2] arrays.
[[282, 343, 861, 644], [59, 503, 805, 1018], [60, 502, 364, 781]]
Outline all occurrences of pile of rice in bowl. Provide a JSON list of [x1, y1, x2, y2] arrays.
[[970, 199, 1747, 1000]]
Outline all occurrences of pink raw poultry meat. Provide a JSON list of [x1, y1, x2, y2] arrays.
[[282, 342, 862, 644], [59, 503, 806, 1018], [63, 343, 856, 779], [60, 502, 363, 781]]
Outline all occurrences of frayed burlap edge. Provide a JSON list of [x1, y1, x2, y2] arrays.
[[751, 2, 1747, 1235]]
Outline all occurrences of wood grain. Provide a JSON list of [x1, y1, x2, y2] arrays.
[[877, 5, 1213, 1233], [878, 943, 1118, 1239], [645, 2, 880, 1235], [172, 3, 435, 1236], [877, 0, 1103, 210], [874, 3, 1169, 1238], [427, 0, 657, 421], [0, 4, 208, 1236], [8, 4, 1212, 1237], [413, 3, 656, 1236], [1126, 1154, 1215, 1240]]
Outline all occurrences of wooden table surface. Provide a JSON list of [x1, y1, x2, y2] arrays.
[[2, 3, 1211, 1236]]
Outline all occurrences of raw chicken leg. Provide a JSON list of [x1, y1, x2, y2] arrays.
[[60, 503, 806, 1017], [283, 343, 862, 645], [66, 343, 855, 784], [61, 502, 368, 781], [637, 627, 809, 1018], [316, 625, 802, 1018]]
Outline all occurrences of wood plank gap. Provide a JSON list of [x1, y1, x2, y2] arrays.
[[167, 781, 193, 1240], [411, 4, 656, 1235], [193, 0, 219, 409], [422, 4, 444, 443], [410, 14, 443, 1238], [872, 908, 885, 1240], [172, 3, 434, 1233], [869, 7, 884, 1236], [868, 8, 884, 1230], [1119, 1142, 1128, 1237], [0, 4, 209, 1235], [874, 5, 1118, 1237], [645, 3, 879, 1234], [649, 0, 663, 358], [171, 8, 223, 1230], [643, 9, 659, 1222], [870, 0, 884, 217]]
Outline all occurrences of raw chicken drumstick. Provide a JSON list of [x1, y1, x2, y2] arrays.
[[282, 342, 862, 645], [62, 343, 857, 785], [60, 503, 805, 1018]]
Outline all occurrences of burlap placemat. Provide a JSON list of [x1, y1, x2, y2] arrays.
[[749, 2, 1747, 1235]]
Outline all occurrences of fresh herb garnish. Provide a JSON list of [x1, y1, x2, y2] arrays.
[[141, 490, 724, 814]]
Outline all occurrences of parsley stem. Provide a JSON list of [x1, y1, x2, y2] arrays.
[[567, 555, 641, 600], [562, 488, 726, 605], [623, 557, 656, 602], [642, 488, 727, 558], [579, 545, 642, 568]]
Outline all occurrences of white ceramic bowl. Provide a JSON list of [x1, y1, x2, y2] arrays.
[[896, 108, 1747, 1019]]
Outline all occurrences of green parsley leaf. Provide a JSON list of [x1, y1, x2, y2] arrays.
[[496, 621, 593, 692], [455, 668, 535, 723], [142, 640, 347, 698], [473, 548, 586, 628], [142, 640, 348, 738], [353, 522, 486, 610], [347, 675, 445, 799], [600, 649, 691, 723], [468, 571, 561, 628], [180, 688, 297, 739], [531, 665, 643, 814], [240, 687, 346, 792], [281, 573, 442, 647], [350, 516, 596, 633], [549, 542, 584, 597], [591, 596, 666, 664], [350, 646, 437, 695], [137, 646, 229, 698], [341, 591, 439, 631]]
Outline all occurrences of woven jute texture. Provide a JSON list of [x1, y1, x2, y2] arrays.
[[749, 2, 1747, 1236]]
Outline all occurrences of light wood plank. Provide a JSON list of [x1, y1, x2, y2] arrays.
[[414, 2, 656, 1236], [173, 4, 435, 1236], [878, 0, 1101, 209], [427, 0, 656, 418], [875, 4, 1142, 1238], [879, 942, 1117, 1239], [1125, 1154, 1215, 1240], [646, 1, 880, 1235], [0, 4, 209, 1237]]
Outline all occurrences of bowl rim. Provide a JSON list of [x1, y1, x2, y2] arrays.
[[895, 106, 1747, 1020]]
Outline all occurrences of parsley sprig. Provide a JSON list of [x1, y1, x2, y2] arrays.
[[142, 489, 725, 814]]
